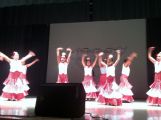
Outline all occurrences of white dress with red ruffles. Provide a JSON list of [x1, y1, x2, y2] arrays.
[[119, 64, 134, 102], [1, 60, 29, 100], [97, 65, 122, 106], [56, 62, 69, 83], [146, 61, 161, 105], [82, 66, 97, 99]]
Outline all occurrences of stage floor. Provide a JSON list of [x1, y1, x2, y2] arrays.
[[0, 97, 161, 120]]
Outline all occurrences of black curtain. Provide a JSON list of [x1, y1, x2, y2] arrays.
[[0, 2, 89, 25], [0, 0, 83, 8], [146, 18, 161, 85], [92, 0, 161, 21], [0, 0, 161, 25], [0, 25, 49, 96]]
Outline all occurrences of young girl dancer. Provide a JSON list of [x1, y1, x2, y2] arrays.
[[97, 53, 107, 91], [146, 47, 161, 105], [82, 53, 98, 100], [0, 51, 35, 101], [56, 47, 72, 83], [119, 52, 137, 102], [97, 50, 122, 106]]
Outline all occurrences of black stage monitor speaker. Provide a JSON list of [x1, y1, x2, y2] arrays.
[[35, 83, 86, 118]]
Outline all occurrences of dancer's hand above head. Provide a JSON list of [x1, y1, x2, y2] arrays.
[[35, 58, 39, 62], [98, 52, 104, 56], [116, 50, 121, 54], [66, 48, 72, 52], [149, 47, 155, 51], [29, 51, 36, 57], [148, 47, 157, 64], [57, 47, 63, 51]]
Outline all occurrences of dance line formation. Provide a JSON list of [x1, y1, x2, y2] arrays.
[[56, 47, 161, 106], [0, 46, 160, 107]]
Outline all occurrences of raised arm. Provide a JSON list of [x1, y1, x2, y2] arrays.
[[148, 47, 156, 64], [98, 52, 106, 66], [66, 48, 72, 63], [21, 51, 35, 62], [81, 54, 86, 67], [0, 52, 11, 63], [57, 47, 63, 63], [113, 50, 121, 66], [26, 58, 39, 68], [91, 54, 98, 68]]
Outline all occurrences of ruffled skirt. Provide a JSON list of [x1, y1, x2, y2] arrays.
[[146, 72, 161, 105], [119, 74, 134, 102], [82, 75, 97, 99], [2, 71, 29, 100], [56, 74, 69, 83], [97, 76, 122, 106], [98, 74, 106, 91]]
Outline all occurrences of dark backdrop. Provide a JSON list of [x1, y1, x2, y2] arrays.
[[0, 0, 161, 25]]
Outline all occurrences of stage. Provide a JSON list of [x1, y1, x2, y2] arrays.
[[0, 97, 161, 120]]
